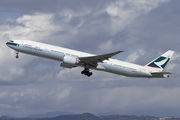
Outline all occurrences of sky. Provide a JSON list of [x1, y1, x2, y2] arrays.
[[0, 0, 180, 118]]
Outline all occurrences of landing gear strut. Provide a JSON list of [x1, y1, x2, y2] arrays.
[[81, 68, 93, 77], [15, 52, 19, 59]]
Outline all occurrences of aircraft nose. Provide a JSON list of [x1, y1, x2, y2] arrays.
[[6, 41, 19, 47], [6, 42, 11, 46]]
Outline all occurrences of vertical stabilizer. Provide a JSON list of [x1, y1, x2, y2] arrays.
[[145, 50, 174, 72]]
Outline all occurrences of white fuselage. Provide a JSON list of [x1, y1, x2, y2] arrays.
[[6, 40, 165, 78]]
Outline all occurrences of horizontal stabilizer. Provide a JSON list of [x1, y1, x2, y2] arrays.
[[151, 72, 173, 74], [151, 72, 173, 78]]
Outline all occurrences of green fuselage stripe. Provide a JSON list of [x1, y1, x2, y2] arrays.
[[6, 42, 19, 46]]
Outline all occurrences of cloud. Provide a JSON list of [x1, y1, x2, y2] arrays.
[[7, 13, 58, 40], [56, 68, 85, 81], [1, 0, 180, 118], [98, 40, 114, 52], [106, 0, 170, 35], [126, 49, 145, 63], [166, 63, 177, 71], [0, 45, 26, 81]]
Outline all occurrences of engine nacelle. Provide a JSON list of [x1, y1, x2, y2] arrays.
[[60, 63, 75, 68], [60, 55, 79, 68], [63, 55, 79, 65]]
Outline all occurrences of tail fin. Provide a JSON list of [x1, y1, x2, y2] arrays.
[[145, 50, 174, 72]]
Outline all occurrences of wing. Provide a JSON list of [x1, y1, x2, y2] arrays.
[[79, 51, 124, 67]]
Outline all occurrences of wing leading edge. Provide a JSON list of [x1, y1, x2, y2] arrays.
[[79, 51, 124, 67]]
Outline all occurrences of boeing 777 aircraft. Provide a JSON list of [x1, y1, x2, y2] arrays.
[[6, 40, 174, 78]]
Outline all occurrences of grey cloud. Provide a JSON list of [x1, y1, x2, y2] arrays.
[[0, 0, 113, 15], [1, 0, 180, 118], [127, 1, 180, 52]]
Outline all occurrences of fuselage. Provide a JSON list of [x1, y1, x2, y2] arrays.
[[6, 40, 168, 78]]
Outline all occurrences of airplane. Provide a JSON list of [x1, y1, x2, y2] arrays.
[[6, 40, 174, 78]]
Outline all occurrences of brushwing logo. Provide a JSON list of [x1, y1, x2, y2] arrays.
[[147, 56, 170, 69]]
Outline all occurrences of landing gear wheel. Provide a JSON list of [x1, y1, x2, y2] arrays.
[[89, 72, 93, 76], [81, 68, 93, 77], [81, 70, 85, 74], [87, 72, 93, 77], [15, 52, 19, 59]]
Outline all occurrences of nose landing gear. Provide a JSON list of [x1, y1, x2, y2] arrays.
[[15, 52, 19, 59], [81, 68, 93, 77]]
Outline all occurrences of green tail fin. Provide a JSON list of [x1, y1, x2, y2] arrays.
[[145, 50, 174, 71]]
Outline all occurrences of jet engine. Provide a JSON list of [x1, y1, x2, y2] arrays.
[[60, 55, 79, 68]]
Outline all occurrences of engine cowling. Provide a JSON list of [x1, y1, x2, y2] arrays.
[[60, 63, 75, 68], [60, 55, 79, 68]]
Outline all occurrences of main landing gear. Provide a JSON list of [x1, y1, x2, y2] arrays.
[[15, 52, 19, 59], [81, 68, 93, 77]]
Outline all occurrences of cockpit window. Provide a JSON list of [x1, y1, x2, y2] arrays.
[[10, 40, 14, 43]]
